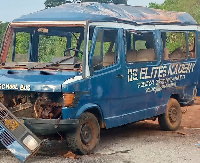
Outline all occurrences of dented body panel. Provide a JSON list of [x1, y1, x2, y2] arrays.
[[13, 2, 196, 25]]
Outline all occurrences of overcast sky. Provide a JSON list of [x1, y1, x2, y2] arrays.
[[0, 0, 165, 22]]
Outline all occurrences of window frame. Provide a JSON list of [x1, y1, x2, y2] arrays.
[[88, 27, 120, 74], [160, 30, 196, 63], [188, 31, 197, 60], [125, 30, 159, 65]]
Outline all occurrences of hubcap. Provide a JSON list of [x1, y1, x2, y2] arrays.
[[81, 123, 92, 145], [169, 107, 178, 123]]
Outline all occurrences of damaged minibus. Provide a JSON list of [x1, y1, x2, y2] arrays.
[[0, 2, 199, 160]]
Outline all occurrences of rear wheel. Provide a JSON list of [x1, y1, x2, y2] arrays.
[[66, 112, 100, 155], [158, 98, 182, 131]]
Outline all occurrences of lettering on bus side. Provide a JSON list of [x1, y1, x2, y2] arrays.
[[0, 84, 31, 91], [128, 62, 196, 93]]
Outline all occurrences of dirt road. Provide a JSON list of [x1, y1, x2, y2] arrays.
[[1, 98, 200, 163]]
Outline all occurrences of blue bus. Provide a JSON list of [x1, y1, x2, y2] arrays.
[[0, 2, 199, 156]]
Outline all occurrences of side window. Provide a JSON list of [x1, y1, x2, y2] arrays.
[[188, 32, 196, 59], [126, 31, 156, 63], [92, 29, 118, 71], [161, 32, 188, 61]]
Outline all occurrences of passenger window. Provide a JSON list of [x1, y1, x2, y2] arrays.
[[126, 31, 156, 63], [92, 29, 118, 71], [162, 32, 188, 61], [188, 32, 196, 59]]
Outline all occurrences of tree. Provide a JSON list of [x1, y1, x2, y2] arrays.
[[44, 0, 127, 8], [149, 2, 164, 9], [44, 0, 71, 8], [149, 0, 200, 23]]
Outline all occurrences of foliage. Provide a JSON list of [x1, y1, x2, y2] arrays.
[[44, 0, 71, 8], [0, 22, 9, 46], [15, 32, 30, 55], [38, 35, 67, 62], [149, 2, 164, 9], [149, 0, 200, 23], [165, 32, 186, 53]]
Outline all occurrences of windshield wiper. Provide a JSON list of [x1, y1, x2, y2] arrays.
[[28, 56, 73, 70]]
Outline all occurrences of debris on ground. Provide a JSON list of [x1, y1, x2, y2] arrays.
[[63, 151, 80, 159], [174, 131, 187, 136]]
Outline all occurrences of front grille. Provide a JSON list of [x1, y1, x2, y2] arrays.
[[0, 102, 42, 162], [0, 129, 15, 146]]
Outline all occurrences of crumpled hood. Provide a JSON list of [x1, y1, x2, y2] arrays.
[[0, 70, 80, 92]]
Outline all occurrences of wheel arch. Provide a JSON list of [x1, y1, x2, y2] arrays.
[[170, 94, 180, 103], [75, 103, 105, 128]]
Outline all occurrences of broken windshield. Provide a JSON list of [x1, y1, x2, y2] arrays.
[[1, 26, 85, 71]]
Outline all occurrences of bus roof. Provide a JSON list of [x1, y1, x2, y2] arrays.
[[13, 2, 197, 25]]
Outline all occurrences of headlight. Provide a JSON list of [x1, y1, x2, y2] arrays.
[[23, 135, 39, 151], [63, 93, 75, 107]]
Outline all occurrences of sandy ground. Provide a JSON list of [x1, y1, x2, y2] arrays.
[[0, 98, 200, 163]]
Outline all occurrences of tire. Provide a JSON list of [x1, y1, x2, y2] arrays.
[[66, 112, 100, 155], [0, 143, 5, 149], [158, 98, 182, 131]]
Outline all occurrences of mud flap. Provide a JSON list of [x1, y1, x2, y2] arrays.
[[0, 102, 42, 162]]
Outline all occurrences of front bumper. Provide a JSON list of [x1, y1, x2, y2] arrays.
[[22, 118, 79, 135]]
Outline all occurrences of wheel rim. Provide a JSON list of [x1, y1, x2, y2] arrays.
[[168, 106, 178, 123], [80, 123, 93, 145]]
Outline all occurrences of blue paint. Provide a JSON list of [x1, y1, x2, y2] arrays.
[[0, 69, 79, 92], [0, 124, 30, 162], [62, 26, 199, 129], [0, 3, 199, 156]]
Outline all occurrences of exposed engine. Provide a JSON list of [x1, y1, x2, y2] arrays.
[[0, 91, 63, 119]]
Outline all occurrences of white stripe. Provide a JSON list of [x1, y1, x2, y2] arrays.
[[89, 22, 199, 31], [63, 76, 83, 85], [105, 104, 167, 120], [85, 24, 90, 77], [11, 21, 86, 26]]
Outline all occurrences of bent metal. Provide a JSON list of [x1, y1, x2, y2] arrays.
[[0, 2, 200, 162]]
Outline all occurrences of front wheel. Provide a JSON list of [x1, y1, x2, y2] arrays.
[[66, 112, 100, 155], [158, 98, 182, 131]]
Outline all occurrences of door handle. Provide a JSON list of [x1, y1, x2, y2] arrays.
[[116, 74, 124, 78]]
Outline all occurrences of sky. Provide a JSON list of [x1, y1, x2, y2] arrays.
[[0, 0, 165, 22]]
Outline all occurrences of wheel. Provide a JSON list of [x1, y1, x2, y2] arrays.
[[158, 98, 182, 131], [66, 112, 100, 155]]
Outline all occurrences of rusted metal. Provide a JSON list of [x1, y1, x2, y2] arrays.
[[0, 25, 14, 63], [33, 97, 62, 119]]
